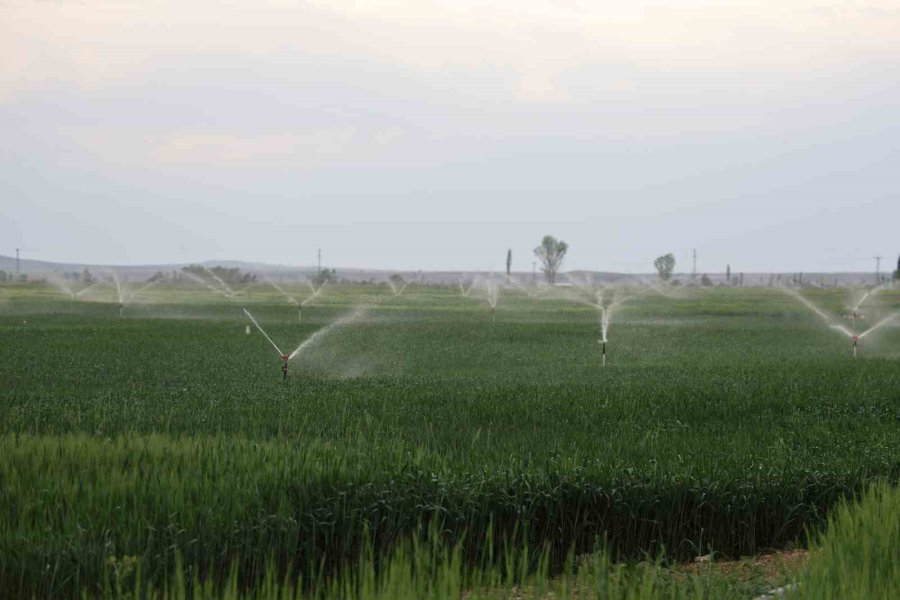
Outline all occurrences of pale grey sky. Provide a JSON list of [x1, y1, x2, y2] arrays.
[[1, 0, 898, 273]]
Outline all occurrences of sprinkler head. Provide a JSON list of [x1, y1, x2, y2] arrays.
[[281, 355, 290, 380]]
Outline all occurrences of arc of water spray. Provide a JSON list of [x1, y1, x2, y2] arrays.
[[303, 281, 326, 306], [102, 270, 124, 302], [780, 287, 900, 356], [208, 271, 236, 297], [851, 285, 885, 314], [46, 274, 77, 299], [505, 274, 542, 298], [99, 270, 128, 316], [857, 313, 900, 340], [75, 280, 107, 298], [485, 278, 500, 322], [388, 278, 410, 296], [287, 306, 366, 360], [781, 287, 854, 338], [243, 306, 366, 379], [183, 271, 231, 297], [635, 275, 675, 298], [593, 288, 638, 367], [127, 273, 171, 301], [242, 308, 284, 356], [262, 276, 300, 307]]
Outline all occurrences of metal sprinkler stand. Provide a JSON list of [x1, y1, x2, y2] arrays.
[[598, 339, 607, 367], [852, 336, 859, 358], [119, 304, 125, 318], [297, 304, 302, 323], [281, 355, 290, 380], [491, 305, 496, 323]]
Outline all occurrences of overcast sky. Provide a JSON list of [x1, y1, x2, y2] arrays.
[[2, 0, 898, 273]]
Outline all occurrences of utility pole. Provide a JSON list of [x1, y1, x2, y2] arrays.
[[15, 248, 20, 274], [317, 248, 321, 277], [691, 249, 697, 281], [532, 261, 536, 285], [874, 256, 882, 283]]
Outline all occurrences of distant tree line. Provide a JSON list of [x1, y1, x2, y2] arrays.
[[0, 271, 27, 283], [312, 268, 337, 285]]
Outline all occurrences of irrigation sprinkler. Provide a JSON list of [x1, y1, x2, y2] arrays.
[[242, 308, 291, 379], [242, 305, 363, 380], [300, 281, 327, 322], [844, 285, 884, 329], [459, 278, 475, 297], [99, 270, 128, 317], [484, 279, 499, 322], [388, 277, 410, 297], [783, 287, 899, 357], [261, 277, 326, 323], [599, 306, 610, 367]]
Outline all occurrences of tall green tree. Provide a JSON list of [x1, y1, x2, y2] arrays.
[[533, 236, 568, 284], [654, 253, 675, 282]]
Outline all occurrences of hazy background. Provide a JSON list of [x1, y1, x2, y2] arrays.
[[1, 0, 898, 273]]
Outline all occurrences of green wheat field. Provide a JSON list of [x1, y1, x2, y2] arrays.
[[1, 281, 899, 598]]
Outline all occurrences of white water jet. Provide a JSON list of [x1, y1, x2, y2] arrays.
[[262, 276, 297, 304], [485, 279, 499, 321], [97, 270, 127, 316], [261, 277, 326, 322], [302, 281, 326, 307], [779, 287, 898, 357], [243, 306, 365, 379], [596, 289, 637, 367], [458, 277, 475, 297], [242, 308, 284, 356], [287, 306, 367, 360], [857, 312, 900, 341], [387, 277, 410, 296], [74, 280, 107, 299], [504, 274, 540, 298], [208, 271, 236, 297], [45, 274, 77, 300], [845, 285, 886, 328], [127, 273, 171, 302], [182, 271, 231, 297], [781, 287, 853, 336]]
